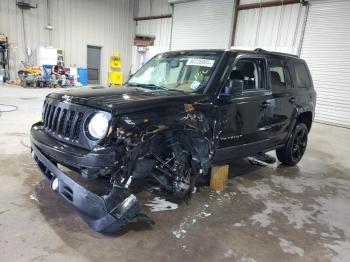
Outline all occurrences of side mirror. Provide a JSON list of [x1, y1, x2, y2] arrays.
[[222, 79, 244, 96]]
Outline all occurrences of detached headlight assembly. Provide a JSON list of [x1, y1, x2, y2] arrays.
[[87, 113, 109, 139]]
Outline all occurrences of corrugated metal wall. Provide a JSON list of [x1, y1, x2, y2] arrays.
[[0, 0, 135, 85], [0, 0, 48, 80], [233, 3, 306, 55], [301, 0, 350, 128], [171, 0, 234, 50], [135, 0, 172, 49]]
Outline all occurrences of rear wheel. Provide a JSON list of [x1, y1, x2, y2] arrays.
[[276, 123, 308, 166]]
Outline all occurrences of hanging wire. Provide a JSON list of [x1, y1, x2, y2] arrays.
[[47, 0, 53, 46], [21, 9, 29, 63], [254, 0, 263, 48], [274, 0, 284, 52], [292, 3, 303, 54]]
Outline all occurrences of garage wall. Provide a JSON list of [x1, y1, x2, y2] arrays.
[[233, 3, 307, 55], [135, 0, 172, 48], [171, 0, 234, 50], [137, 0, 172, 16], [0, 0, 135, 85], [0, 0, 48, 81], [300, 0, 350, 128]]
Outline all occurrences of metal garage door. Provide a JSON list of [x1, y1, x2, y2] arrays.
[[233, 3, 307, 55], [300, 0, 350, 128], [171, 0, 234, 51]]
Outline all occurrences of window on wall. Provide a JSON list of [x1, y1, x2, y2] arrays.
[[294, 62, 311, 88]]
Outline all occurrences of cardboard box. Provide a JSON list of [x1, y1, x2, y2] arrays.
[[0, 34, 7, 42]]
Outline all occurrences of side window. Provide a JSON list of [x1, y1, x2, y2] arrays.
[[268, 60, 291, 89], [229, 59, 265, 91], [294, 62, 311, 88]]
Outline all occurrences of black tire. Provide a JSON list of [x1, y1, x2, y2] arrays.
[[276, 123, 308, 166]]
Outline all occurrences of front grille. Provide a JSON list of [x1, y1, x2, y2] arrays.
[[42, 98, 86, 144], [41, 97, 111, 149]]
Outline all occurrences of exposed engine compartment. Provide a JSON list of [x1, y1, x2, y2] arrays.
[[109, 129, 211, 201]]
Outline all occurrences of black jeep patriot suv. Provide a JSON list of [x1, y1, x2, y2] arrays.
[[31, 49, 316, 234]]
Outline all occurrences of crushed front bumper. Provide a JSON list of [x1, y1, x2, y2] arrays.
[[31, 126, 148, 234]]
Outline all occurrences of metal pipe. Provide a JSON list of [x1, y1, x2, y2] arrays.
[[238, 0, 300, 10], [134, 14, 172, 21]]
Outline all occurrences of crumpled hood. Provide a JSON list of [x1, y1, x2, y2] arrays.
[[47, 86, 206, 114]]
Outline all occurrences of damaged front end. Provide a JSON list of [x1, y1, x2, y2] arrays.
[[112, 105, 212, 202], [31, 142, 153, 234], [31, 94, 212, 234]]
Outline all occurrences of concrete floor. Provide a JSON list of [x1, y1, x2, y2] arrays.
[[1, 84, 350, 262]]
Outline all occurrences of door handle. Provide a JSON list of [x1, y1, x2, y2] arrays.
[[261, 101, 271, 109], [289, 97, 297, 103]]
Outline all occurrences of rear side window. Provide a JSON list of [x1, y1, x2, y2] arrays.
[[268, 60, 291, 89], [294, 62, 311, 88]]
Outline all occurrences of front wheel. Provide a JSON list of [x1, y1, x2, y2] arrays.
[[276, 123, 308, 166]]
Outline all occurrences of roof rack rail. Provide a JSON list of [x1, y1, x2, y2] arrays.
[[271, 51, 299, 58], [254, 48, 299, 58], [254, 48, 269, 53]]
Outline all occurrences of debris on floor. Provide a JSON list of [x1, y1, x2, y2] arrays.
[[30, 192, 39, 202], [172, 203, 212, 239], [145, 197, 178, 212], [278, 238, 304, 256]]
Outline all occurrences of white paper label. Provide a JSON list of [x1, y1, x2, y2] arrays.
[[186, 58, 215, 68], [191, 80, 201, 90]]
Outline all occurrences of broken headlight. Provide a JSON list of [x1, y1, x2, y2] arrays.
[[87, 112, 109, 139]]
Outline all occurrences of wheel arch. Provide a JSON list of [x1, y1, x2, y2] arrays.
[[149, 128, 212, 177], [296, 111, 313, 132]]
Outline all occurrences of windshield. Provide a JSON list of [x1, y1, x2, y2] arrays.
[[127, 52, 221, 93]]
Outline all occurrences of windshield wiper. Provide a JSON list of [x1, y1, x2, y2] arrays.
[[144, 84, 170, 91], [127, 83, 170, 91], [127, 83, 188, 93]]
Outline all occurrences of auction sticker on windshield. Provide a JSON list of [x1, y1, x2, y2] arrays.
[[186, 58, 215, 68]]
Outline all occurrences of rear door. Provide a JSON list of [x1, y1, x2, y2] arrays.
[[267, 59, 296, 144], [290, 60, 316, 121]]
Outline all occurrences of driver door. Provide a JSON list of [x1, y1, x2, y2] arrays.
[[214, 55, 275, 162]]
